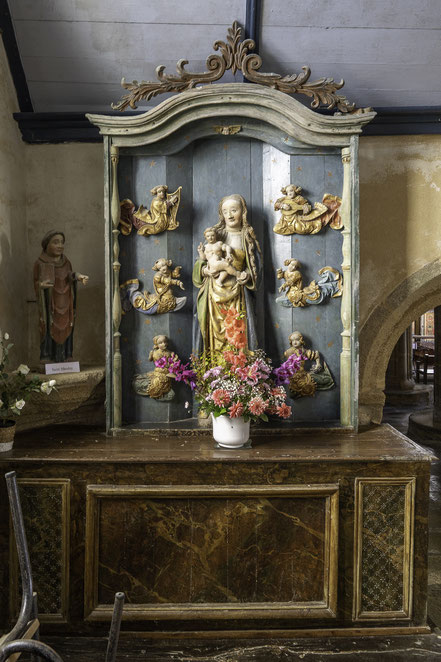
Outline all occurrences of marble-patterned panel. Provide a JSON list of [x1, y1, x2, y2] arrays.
[[96, 495, 328, 606]]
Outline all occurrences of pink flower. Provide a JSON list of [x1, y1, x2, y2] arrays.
[[212, 389, 230, 407], [231, 331, 247, 349], [222, 307, 247, 348], [249, 397, 267, 416], [245, 364, 259, 385], [251, 358, 271, 378], [228, 350, 247, 371], [276, 403, 292, 419], [236, 366, 249, 381], [271, 386, 286, 398], [229, 401, 244, 418]]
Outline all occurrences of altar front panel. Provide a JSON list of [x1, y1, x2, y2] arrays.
[[84, 484, 338, 620]]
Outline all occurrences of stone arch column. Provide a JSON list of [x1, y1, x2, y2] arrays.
[[359, 258, 441, 425]]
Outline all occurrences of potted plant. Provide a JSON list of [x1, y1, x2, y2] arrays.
[[0, 332, 56, 451], [158, 308, 303, 448]]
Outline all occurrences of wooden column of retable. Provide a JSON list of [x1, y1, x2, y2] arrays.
[[110, 145, 122, 429], [340, 147, 352, 427], [433, 305, 441, 423]]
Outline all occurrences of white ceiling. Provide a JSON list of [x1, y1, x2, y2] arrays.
[[8, 0, 441, 113]]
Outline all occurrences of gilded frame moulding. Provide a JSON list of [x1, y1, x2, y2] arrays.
[[112, 21, 359, 114], [84, 483, 339, 621]]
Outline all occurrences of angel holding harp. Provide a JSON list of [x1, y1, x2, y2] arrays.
[[120, 184, 182, 236]]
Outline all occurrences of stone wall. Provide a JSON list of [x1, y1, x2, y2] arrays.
[[0, 41, 27, 364], [359, 136, 441, 424], [25, 144, 105, 367]]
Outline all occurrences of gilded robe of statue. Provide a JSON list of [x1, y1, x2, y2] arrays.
[[192, 194, 261, 355]]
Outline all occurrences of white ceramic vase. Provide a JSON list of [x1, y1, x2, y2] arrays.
[[211, 414, 250, 449]]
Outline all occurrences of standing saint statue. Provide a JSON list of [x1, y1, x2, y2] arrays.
[[192, 194, 261, 355], [34, 231, 89, 363]]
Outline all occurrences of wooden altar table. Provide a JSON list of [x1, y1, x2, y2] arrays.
[[0, 424, 433, 638]]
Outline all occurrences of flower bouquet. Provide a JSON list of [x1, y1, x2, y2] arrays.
[[0, 332, 56, 450], [157, 308, 303, 448]]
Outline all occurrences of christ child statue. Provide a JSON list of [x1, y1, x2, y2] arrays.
[[198, 227, 247, 285]]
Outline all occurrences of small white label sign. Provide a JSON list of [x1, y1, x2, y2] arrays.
[[45, 361, 80, 375]]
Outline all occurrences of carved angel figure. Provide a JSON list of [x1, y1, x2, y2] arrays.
[[120, 258, 186, 316], [119, 185, 182, 236], [273, 184, 341, 235], [276, 259, 342, 308], [132, 335, 176, 400], [284, 331, 335, 398]]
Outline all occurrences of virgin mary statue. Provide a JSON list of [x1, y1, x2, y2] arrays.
[[192, 194, 261, 355]]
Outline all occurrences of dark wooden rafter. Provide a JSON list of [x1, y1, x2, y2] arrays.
[[244, 0, 261, 60]]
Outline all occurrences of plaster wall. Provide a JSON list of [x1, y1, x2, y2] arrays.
[[25, 143, 105, 366], [0, 40, 27, 364], [359, 135, 441, 327], [359, 135, 441, 424]]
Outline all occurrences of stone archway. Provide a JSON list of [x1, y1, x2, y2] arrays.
[[359, 258, 441, 425]]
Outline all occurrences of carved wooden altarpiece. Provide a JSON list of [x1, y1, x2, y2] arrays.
[[88, 23, 375, 433]]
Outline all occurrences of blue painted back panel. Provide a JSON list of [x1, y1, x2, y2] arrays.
[[118, 137, 343, 426]]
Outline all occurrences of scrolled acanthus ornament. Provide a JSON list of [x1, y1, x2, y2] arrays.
[[112, 22, 356, 114]]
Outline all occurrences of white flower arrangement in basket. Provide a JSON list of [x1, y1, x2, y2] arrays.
[[0, 332, 56, 448]]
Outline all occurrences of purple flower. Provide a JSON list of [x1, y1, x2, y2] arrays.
[[273, 353, 305, 386], [182, 368, 197, 389], [203, 366, 222, 380]]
